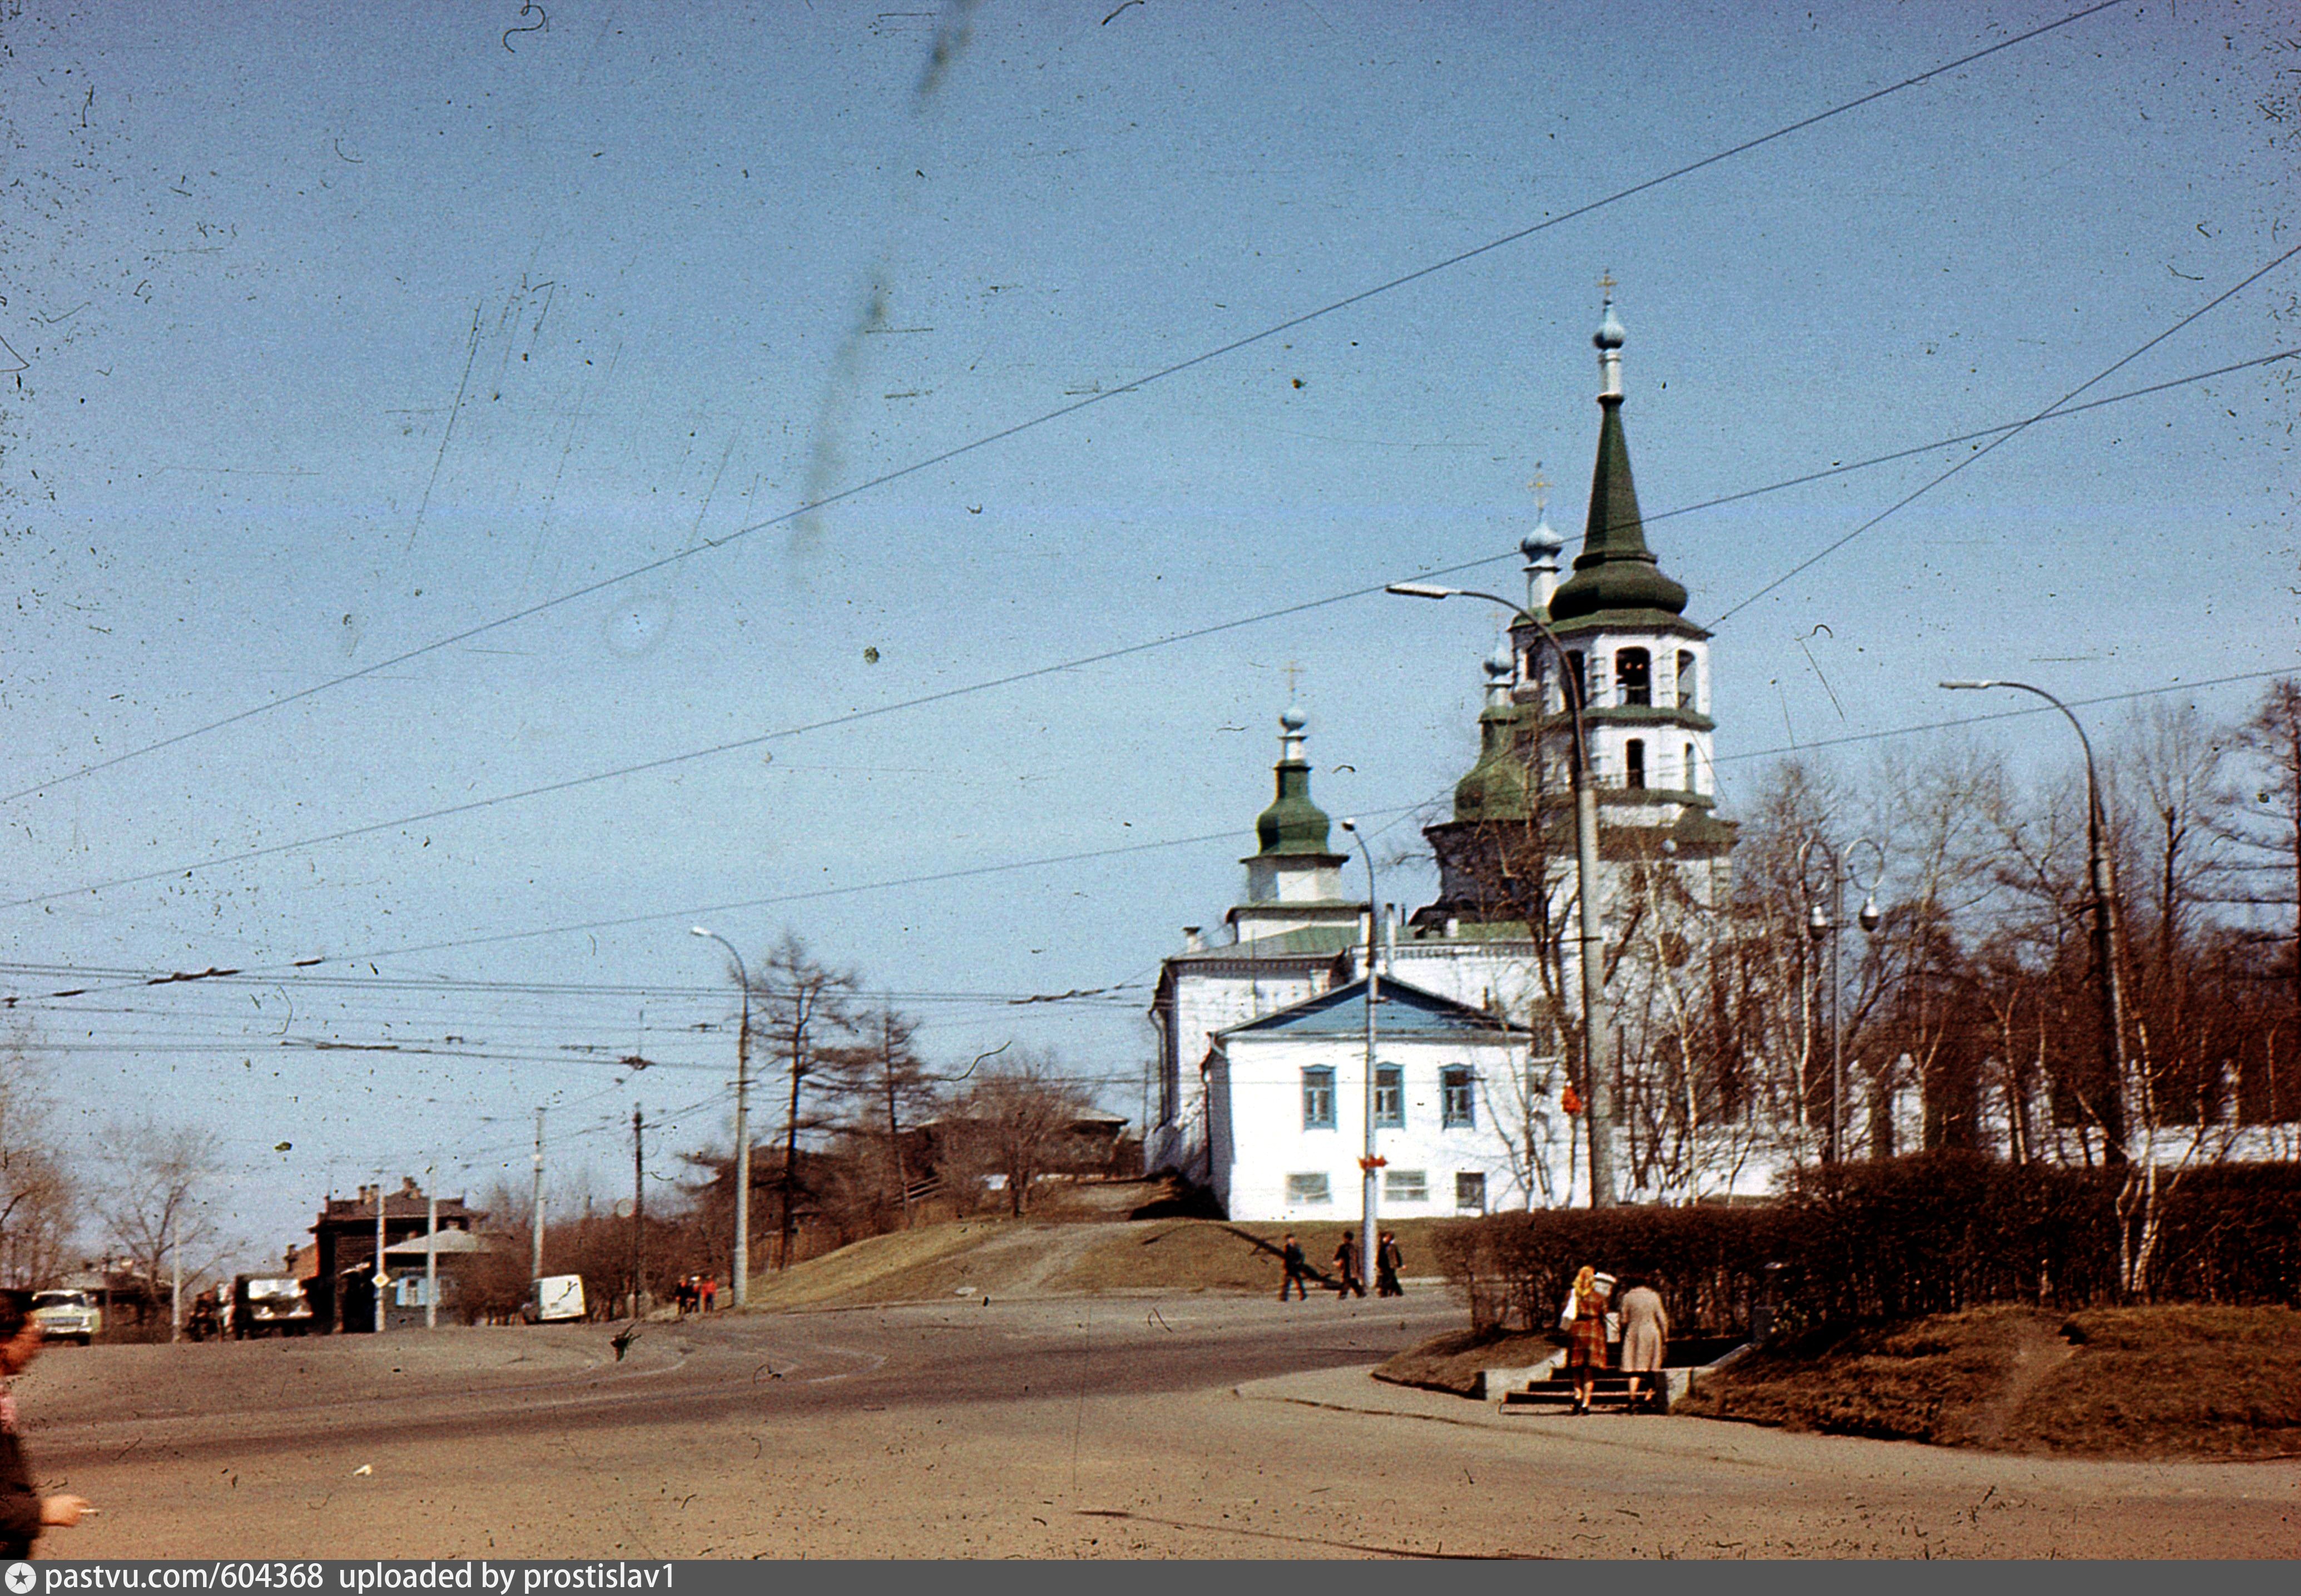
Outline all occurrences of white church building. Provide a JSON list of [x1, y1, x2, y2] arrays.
[[1148, 291, 1753, 1220]]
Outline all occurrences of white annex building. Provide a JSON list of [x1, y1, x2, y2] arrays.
[[1148, 292, 1746, 1220]]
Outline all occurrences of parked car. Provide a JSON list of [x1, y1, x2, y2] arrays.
[[520, 1275, 586, 1324], [231, 1275, 314, 1338], [29, 1289, 100, 1346]]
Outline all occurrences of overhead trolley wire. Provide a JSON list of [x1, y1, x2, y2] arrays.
[[0, 1, 2131, 812], [5, 324, 2285, 921]]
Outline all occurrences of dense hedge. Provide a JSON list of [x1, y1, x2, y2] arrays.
[[1436, 1154, 2301, 1334]]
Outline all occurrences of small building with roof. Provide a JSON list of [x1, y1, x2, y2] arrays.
[[1208, 975, 1536, 1222]]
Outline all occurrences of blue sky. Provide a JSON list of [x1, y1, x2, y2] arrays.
[[2, 1, 2294, 1261]]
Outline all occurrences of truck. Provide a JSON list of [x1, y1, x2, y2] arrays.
[[231, 1274, 314, 1338], [521, 1275, 586, 1324], [30, 1288, 101, 1346]]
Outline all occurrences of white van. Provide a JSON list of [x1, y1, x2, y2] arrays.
[[522, 1275, 586, 1324]]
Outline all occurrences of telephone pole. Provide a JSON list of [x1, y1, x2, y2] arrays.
[[530, 1107, 547, 1283], [630, 1106, 646, 1319]]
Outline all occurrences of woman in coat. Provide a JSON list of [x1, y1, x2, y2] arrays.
[[1560, 1266, 1612, 1415], [1617, 1279, 1670, 1410], [0, 1291, 88, 1558]]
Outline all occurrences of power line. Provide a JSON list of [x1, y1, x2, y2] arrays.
[[0, 1, 2130, 812], [13, 324, 2286, 921], [1714, 666, 2298, 767], [1709, 241, 2301, 625]]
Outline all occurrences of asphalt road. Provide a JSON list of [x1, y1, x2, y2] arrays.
[[20, 1294, 2299, 1559], [29, 1293, 1463, 1467]]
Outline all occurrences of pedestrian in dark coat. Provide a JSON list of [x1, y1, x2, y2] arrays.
[[1278, 1233, 1310, 1302], [1332, 1230, 1366, 1298], [1375, 1230, 1404, 1297], [0, 1291, 87, 1559]]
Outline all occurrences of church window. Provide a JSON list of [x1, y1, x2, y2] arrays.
[[1301, 1067, 1336, 1129], [1286, 1172, 1332, 1205], [1684, 740, 1699, 793], [1624, 738, 1647, 790], [1455, 1172, 1487, 1213], [1564, 651, 1587, 708], [1677, 651, 1699, 710], [1383, 1168, 1429, 1204], [1441, 1066, 1476, 1128], [1375, 1064, 1405, 1128], [1616, 647, 1651, 706]]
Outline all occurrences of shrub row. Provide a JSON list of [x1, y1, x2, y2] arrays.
[[1435, 1153, 2301, 1335]]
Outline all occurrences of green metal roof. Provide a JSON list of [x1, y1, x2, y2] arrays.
[[1253, 757, 1343, 860], [1548, 395, 1689, 626]]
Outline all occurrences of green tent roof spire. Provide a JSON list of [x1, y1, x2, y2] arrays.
[[1547, 287, 1689, 626], [1253, 704, 1341, 858]]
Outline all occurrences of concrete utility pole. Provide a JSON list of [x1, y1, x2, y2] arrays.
[[373, 1173, 388, 1334], [631, 1105, 646, 1319], [425, 1166, 439, 1331], [531, 1107, 547, 1284], [691, 928, 753, 1307], [1340, 820, 1382, 1284], [168, 1209, 181, 1344], [1386, 582, 1616, 1206]]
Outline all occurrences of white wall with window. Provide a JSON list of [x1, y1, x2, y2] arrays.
[[1203, 974, 1540, 1223]]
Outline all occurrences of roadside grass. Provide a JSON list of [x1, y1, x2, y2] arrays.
[[1370, 1326, 1560, 1396], [1997, 1305, 2301, 1459], [1675, 1303, 2301, 1459], [738, 1213, 1475, 1306], [1052, 1217, 1466, 1295], [742, 1223, 996, 1310], [1672, 1306, 2048, 1445]]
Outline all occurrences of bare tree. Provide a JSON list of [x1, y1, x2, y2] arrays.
[[0, 1030, 76, 1290], [750, 933, 859, 1270], [953, 1053, 1096, 1218], [96, 1118, 227, 1329]]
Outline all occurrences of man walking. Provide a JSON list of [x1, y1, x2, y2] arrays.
[[1375, 1230, 1404, 1297], [1278, 1234, 1310, 1302], [1332, 1229, 1366, 1298]]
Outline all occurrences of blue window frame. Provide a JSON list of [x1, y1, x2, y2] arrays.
[[1302, 1067, 1336, 1129], [1375, 1064, 1404, 1129], [1441, 1065, 1475, 1129]]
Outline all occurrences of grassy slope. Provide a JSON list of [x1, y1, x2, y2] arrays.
[[1674, 1303, 2301, 1459], [739, 1213, 1470, 1307]]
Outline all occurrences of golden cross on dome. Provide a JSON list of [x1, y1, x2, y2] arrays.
[[1285, 660, 1302, 698], [1598, 270, 1617, 299], [1527, 471, 1550, 514]]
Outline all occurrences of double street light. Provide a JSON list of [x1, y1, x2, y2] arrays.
[[1385, 581, 1615, 1208], [1797, 834, 1883, 1162], [1942, 679, 2130, 1154], [690, 927, 754, 1307]]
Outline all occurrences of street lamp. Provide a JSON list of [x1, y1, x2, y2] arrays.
[[691, 927, 754, 1307], [1797, 835, 1883, 1162], [1386, 581, 1615, 1207], [1942, 680, 2130, 1154], [1338, 819, 1381, 1286]]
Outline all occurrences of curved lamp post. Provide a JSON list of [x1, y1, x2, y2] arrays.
[[1338, 818, 1381, 1285], [691, 927, 754, 1307], [1387, 581, 1614, 1207], [1942, 679, 2130, 1154], [1797, 835, 1883, 1162]]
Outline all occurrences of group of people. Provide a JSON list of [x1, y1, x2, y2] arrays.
[[1560, 1265, 1671, 1413], [1277, 1229, 1405, 1301], [671, 1274, 719, 1315]]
